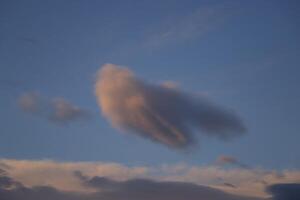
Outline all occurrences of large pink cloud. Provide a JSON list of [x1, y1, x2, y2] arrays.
[[95, 64, 246, 149]]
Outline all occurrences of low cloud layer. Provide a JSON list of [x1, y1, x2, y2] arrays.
[[95, 64, 246, 148], [0, 167, 262, 200], [1, 159, 299, 198], [18, 92, 91, 124], [76, 173, 262, 200]]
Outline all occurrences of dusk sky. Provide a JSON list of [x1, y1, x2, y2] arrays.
[[0, 1, 300, 200]]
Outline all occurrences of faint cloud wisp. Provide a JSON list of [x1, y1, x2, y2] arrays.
[[144, 4, 232, 48]]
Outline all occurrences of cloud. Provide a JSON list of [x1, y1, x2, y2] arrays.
[[79, 174, 262, 200], [160, 165, 300, 198], [223, 182, 237, 188], [95, 64, 246, 149], [144, 5, 232, 48], [215, 155, 249, 168], [49, 98, 91, 124], [0, 159, 148, 192], [266, 183, 300, 200], [216, 155, 238, 165], [18, 92, 91, 124], [0, 168, 262, 200], [2, 159, 300, 198], [0, 169, 22, 190]]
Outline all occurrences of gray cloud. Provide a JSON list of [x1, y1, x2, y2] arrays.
[[266, 183, 300, 200], [95, 64, 246, 149], [84, 177, 261, 200], [18, 92, 91, 124], [223, 182, 237, 188], [0, 169, 22, 190]]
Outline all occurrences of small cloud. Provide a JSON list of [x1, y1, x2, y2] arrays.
[[74, 172, 260, 200], [18, 92, 43, 113], [223, 182, 237, 188], [95, 64, 246, 149], [161, 81, 180, 89], [49, 98, 91, 124], [216, 155, 238, 165], [73, 170, 89, 182], [215, 155, 249, 168], [18, 36, 39, 46], [18, 92, 91, 124]]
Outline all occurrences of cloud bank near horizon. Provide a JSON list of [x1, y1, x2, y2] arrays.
[[1, 159, 300, 199], [18, 92, 91, 124], [0, 164, 262, 200], [95, 64, 246, 149]]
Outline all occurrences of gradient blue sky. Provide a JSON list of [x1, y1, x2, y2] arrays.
[[0, 0, 299, 170]]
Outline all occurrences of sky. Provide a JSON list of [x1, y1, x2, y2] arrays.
[[0, 0, 300, 199]]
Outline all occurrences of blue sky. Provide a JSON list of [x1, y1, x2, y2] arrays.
[[0, 0, 300, 172]]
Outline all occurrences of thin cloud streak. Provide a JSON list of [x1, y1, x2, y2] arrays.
[[215, 155, 250, 168]]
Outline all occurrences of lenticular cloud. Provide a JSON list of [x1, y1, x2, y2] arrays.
[[95, 64, 246, 149]]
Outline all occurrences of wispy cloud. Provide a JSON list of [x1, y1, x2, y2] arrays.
[[106, 4, 235, 59], [18, 92, 91, 124], [95, 64, 245, 149], [215, 155, 249, 168], [144, 4, 232, 48]]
